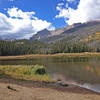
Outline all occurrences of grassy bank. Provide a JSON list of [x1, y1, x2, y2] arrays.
[[0, 53, 100, 60], [0, 65, 52, 82]]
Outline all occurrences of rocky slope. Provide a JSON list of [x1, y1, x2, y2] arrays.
[[30, 21, 100, 44]]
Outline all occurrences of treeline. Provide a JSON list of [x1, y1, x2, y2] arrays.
[[0, 40, 49, 56], [0, 39, 100, 56]]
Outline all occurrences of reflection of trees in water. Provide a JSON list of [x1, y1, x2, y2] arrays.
[[85, 63, 100, 80], [47, 61, 100, 84], [1, 58, 100, 84]]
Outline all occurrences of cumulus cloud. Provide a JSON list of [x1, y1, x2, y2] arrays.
[[56, 0, 100, 25], [57, 3, 64, 6], [62, 0, 76, 3], [67, 0, 76, 3], [8, 7, 35, 19], [0, 7, 55, 39]]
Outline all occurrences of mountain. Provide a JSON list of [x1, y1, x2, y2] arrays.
[[30, 29, 52, 41], [0, 35, 17, 41], [30, 23, 82, 41], [0, 37, 2, 40], [30, 21, 100, 46], [1, 20, 100, 55], [51, 23, 82, 36]]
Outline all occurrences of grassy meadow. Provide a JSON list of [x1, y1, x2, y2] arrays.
[[0, 65, 52, 82]]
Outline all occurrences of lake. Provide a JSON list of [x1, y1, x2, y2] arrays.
[[0, 57, 100, 93]]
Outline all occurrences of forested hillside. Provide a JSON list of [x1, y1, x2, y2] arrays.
[[0, 39, 100, 56], [1, 21, 100, 56]]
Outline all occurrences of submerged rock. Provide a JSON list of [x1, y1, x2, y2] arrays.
[[59, 82, 69, 87]]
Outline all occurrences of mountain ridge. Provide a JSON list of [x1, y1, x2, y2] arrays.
[[30, 20, 100, 43]]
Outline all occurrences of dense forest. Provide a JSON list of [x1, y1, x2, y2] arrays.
[[0, 39, 100, 56]]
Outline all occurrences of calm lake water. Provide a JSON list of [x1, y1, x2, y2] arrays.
[[0, 57, 100, 93]]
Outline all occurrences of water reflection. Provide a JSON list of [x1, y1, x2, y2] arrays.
[[0, 57, 100, 84], [80, 84, 100, 93]]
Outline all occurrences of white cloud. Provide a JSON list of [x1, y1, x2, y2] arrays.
[[8, 7, 35, 19], [65, 3, 68, 8], [67, 0, 76, 3], [57, 3, 64, 6], [56, 1, 69, 18], [32, 19, 55, 31], [56, 0, 100, 25], [56, 8, 69, 18], [0, 7, 55, 39], [61, 0, 76, 3], [0, 13, 12, 33]]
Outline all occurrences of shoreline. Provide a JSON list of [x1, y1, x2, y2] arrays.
[[0, 78, 100, 100], [0, 52, 100, 60], [0, 54, 100, 99], [0, 77, 99, 94]]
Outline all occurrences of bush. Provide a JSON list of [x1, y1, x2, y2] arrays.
[[0, 65, 52, 82], [35, 67, 46, 75], [31, 65, 46, 75]]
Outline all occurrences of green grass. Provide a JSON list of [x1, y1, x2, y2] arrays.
[[0, 65, 52, 82]]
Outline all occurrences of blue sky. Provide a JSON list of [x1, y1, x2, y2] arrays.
[[0, 0, 100, 39], [0, 0, 79, 29]]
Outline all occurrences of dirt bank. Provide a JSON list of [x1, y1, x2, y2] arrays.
[[0, 78, 100, 100], [0, 53, 100, 60]]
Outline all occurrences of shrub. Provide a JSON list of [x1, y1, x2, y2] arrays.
[[0, 65, 52, 82], [31, 65, 46, 75]]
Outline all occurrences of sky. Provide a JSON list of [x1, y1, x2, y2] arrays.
[[0, 0, 100, 39]]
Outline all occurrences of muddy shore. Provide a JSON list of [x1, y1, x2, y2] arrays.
[[0, 78, 100, 100]]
